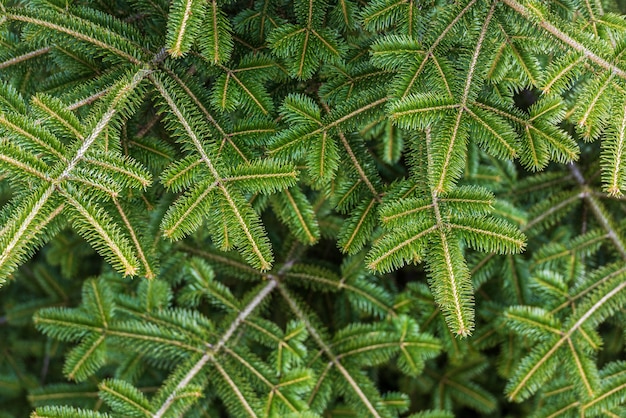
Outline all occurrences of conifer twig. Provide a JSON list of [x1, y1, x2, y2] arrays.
[[503, 0, 626, 79], [276, 282, 383, 418], [0, 47, 51, 70], [152, 278, 277, 418], [568, 163, 626, 259]]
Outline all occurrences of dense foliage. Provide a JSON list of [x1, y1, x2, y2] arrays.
[[1, 0, 626, 416]]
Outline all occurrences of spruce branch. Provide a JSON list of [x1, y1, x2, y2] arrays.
[[507, 266, 626, 401], [396, 0, 478, 98], [569, 163, 626, 259], [150, 74, 274, 270], [151, 278, 276, 418], [502, 0, 626, 79], [276, 282, 385, 418], [0, 46, 52, 70], [165, 0, 206, 58], [2, 0, 626, 416], [435, 1, 495, 194], [4, 10, 145, 65], [0, 68, 149, 282]]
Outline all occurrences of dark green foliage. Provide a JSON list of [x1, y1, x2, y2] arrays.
[[1, 0, 626, 417]]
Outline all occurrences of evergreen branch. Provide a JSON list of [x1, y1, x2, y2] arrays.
[[532, 229, 607, 267], [221, 69, 270, 114], [452, 382, 496, 412], [32, 95, 84, 140], [241, 319, 299, 353], [505, 307, 562, 338], [603, 99, 626, 196], [391, 102, 460, 121], [361, 0, 406, 29], [161, 157, 203, 191], [433, 2, 497, 194], [5, 10, 143, 65], [523, 192, 582, 231], [54, 45, 102, 73], [497, 25, 538, 86], [60, 69, 149, 179], [541, 54, 586, 94], [381, 199, 432, 226], [276, 283, 385, 418], [577, 73, 614, 134], [127, 138, 173, 162], [83, 155, 152, 189], [0, 84, 26, 114], [179, 245, 263, 278], [528, 100, 563, 123], [67, 172, 115, 194], [161, 181, 217, 239], [220, 346, 302, 413], [319, 100, 382, 200], [0, 114, 68, 163], [224, 171, 298, 188], [307, 362, 332, 406], [338, 340, 439, 360], [135, 113, 162, 138], [338, 129, 381, 201], [0, 147, 51, 181], [99, 379, 152, 417], [114, 308, 212, 349], [399, 0, 478, 97], [273, 188, 319, 244], [218, 186, 274, 270], [432, 196, 473, 337], [464, 107, 517, 157], [569, 164, 626, 258], [503, 0, 626, 79], [449, 220, 526, 253], [210, 359, 258, 417], [29, 392, 100, 405], [32, 406, 110, 418], [566, 338, 595, 397], [328, 97, 389, 130], [0, 46, 51, 70], [65, 334, 106, 381], [551, 266, 626, 315], [268, 96, 388, 157], [3, 1, 626, 416], [89, 280, 110, 328], [67, 89, 111, 111], [151, 279, 276, 418], [527, 123, 578, 164], [0, 69, 148, 282], [34, 317, 204, 353], [339, 197, 378, 253], [283, 268, 396, 317], [112, 197, 155, 279], [582, 0, 601, 36], [473, 99, 576, 171], [111, 328, 200, 353], [150, 74, 273, 270], [507, 274, 626, 401], [582, 382, 626, 413], [367, 224, 437, 272], [166, 0, 205, 57], [0, 188, 59, 282], [201, 0, 233, 64]]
